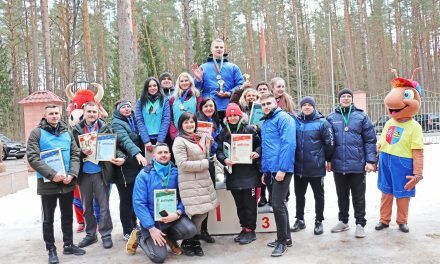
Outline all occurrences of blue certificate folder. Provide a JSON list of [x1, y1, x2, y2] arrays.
[[96, 134, 117, 161], [40, 148, 66, 182], [249, 102, 264, 126]]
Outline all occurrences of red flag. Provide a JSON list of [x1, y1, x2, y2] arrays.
[[260, 25, 266, 67]]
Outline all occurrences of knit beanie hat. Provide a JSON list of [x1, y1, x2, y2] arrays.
[[338, 88, 353, 99], [225, 103, 243, 118], [300, 96, 316, 108], [159, 72, 173, 83], [116, 100, 132, 111]]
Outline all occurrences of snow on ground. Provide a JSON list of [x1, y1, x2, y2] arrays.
[[1, 145, 440, 263]]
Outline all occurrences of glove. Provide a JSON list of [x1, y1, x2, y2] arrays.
[[404, 149, 424, 191]]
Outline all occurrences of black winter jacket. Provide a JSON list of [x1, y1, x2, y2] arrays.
[[326, 105, 377, 174], [295, 111, 334, 177], [216, 122, 262, 190]]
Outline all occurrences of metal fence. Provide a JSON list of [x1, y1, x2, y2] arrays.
[[297, 92, 440, 144]]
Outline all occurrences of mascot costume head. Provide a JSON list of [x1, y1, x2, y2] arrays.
[[376, 68, 424, 233], [65, 82, 108, 126]]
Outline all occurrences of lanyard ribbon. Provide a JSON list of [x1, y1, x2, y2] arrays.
[[226, 120, 242, 135], [213, 57, 224, 74], [191, 134, 204, 152], [339, 105, 352, 128], [180, 89, 190, 107]]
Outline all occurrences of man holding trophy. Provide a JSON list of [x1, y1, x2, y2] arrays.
[[192, 39, 251, 120]]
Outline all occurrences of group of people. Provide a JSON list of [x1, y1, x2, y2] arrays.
[[28, 38, 418, 264]]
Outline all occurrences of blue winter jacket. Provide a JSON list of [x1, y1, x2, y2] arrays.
[[133, 162, 184, 230], [135, 97, 171, 144], [326, 105, 377, 174], [194, 55, 245, 111], [261, 108, 296, 173], [295, 110, 335, 177]]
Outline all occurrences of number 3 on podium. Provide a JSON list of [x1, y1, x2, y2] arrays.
[[261, 216, 270, 229]]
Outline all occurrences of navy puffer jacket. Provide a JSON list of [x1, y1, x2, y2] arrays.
[[326, 105, 377, 174], [295, 111, 334, 177]]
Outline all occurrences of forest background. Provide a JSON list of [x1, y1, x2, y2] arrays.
[[0, 0, 438, 141]]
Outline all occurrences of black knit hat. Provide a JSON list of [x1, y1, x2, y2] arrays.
[[300, 96, 316, 108], [338, 88, 353, 99], [159, 72, 173, 83]]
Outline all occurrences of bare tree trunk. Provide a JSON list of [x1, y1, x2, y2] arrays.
[[222, 0, 230, 47], [280, 0, 290, 90], [394, 0, 402, 72], [357, 0, 368, 92], [96, 0, 106, 86], [23, 0, 32, 94], [40, 0, 52, 91], [432, 0, 439, 88], [183, 0, 194, 70], [344, 0, 356, 89], [131, 0, 139, 65], [30, 0, 39, 91], [117, 0, 136, 102], [265, 0, 272, 70], [82, 0, 94, 82], [243, 0, 257, 79]]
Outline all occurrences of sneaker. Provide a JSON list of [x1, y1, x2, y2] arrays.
[[48, 248, 59, 264], [271, 242, 287, 257], [398, 224, 409, 233], [354, 224, 366, 238], [78, 236, 98, 248], [239, 229, 256, 245], [267, 239, 292, 248], [314, 221, 324, 235], [63, 244, 86, 256], [374, 222, 389, 231], [290, 219, 306, 232], [122, 233, 131, 241], [102, 236, 113, 249], [234, 228, 245, 242], [166, 238, 182, 255], [200, 230, 215, 243], [331, 221, 350, 233], [258, 197, 268, 207], [76, 224, 85, 233], [126, 229, 139, 255]]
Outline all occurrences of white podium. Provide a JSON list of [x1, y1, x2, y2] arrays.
[[207, 182, 276, 235]]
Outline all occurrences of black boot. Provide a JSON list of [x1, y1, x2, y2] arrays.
[[200, 217, 215, 243], [192, 239, 204, 256], [48, 248, 59, 264], [258, 196, 267, 207], [181, 239, 195, 256]]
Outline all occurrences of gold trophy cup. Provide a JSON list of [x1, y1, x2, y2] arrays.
[[218, 79, 225, 93]]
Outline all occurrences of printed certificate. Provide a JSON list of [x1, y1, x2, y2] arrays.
[[230, 134, 253, 164], [40, 148, 66, 183], [197, 121, 213, 136], [78, 132, 98, 164], [154, 189, 177, 221], [249, 102, 264, 126], [223, 142, 232, 174], [96, 134, 117, 161]]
